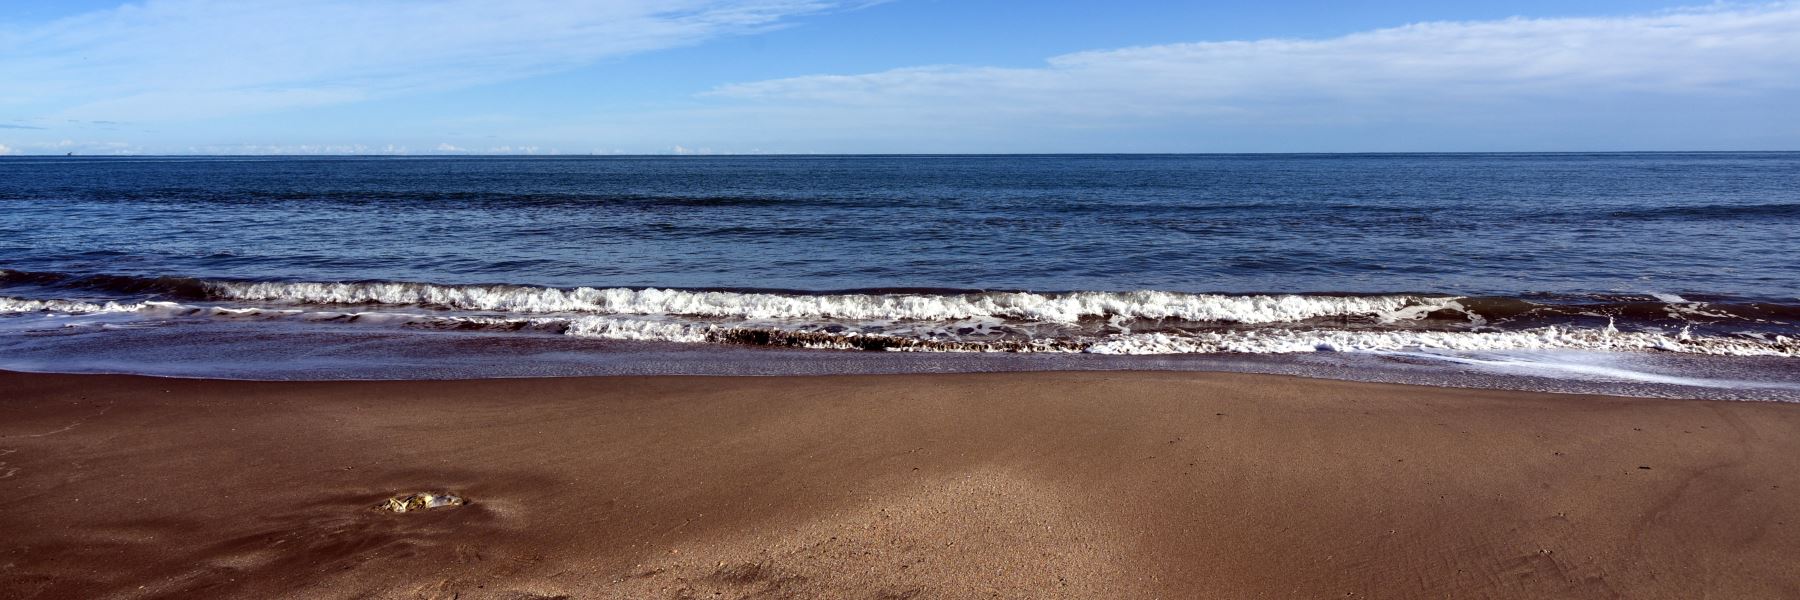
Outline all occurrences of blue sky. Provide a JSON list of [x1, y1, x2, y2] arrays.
[[2, 0, 1797, 154]]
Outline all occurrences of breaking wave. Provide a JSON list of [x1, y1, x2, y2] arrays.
[[2, 269, 1483, 325], [3, 293, 1795, 358], [201, 280, 1472, 325], [4, 269, 1797, 358], [0, 297, 146, 314]]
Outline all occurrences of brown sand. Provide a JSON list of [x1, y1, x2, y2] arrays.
[[2, 370, 1798, 599]]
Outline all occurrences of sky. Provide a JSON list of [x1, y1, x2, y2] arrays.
[[1, 0, 1797, 155]]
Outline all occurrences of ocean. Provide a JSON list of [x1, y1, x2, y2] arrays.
[[2, 153, 1797, 398]]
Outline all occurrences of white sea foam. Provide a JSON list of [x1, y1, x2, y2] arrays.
[[1082, 327, 1795, 356], [0, 297, 145, 314], [1665, 303, 1736, 320], [561, 316, 712, 343], [3, 294, 1794, 358], [202, 281, 1471, 325], [1388, 351, 1800, 390]]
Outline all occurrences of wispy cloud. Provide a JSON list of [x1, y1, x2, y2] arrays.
[[689, 2, 1800, 150], [3, 139, 141, 155], [168, 142, 576, 155], [0, 0, 846, 122], [4, 1, 1794, 152]]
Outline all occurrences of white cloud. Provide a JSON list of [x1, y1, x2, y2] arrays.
[[0, 0, 845, 121], [5, 1, 1795, 152], [687, 2, 1800, 150], [179, 143, 393, 155], [717, 3, 1800, 107], [3, 139, 141, 155], [435, 143, 467, 152]]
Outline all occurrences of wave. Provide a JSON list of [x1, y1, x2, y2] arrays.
[[201, 281, 1472, 325], [0, 297, 147, 314], [13, 268, 1800, 327], [1608, 202, 1800, 221], [9, 189, 875, 209], [4, 269, 1797, 359], [4, 295, 1795, 358], [1083, 327, 1797, 357], [0, 270, 215, 298], [3, 269, 1480, 325]]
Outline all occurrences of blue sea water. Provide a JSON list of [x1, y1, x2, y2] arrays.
[[3, 153, 1798, 296], [1, 153, 1797, 397]]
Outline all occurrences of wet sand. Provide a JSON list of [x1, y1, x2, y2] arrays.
[[2, 369, 1798, 599]]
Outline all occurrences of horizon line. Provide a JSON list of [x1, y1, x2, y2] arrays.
[[7, 150, 1800, 158]]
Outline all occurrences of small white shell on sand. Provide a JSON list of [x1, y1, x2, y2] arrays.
[[377, 491, 465, 513]]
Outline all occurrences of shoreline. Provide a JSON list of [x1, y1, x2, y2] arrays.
[[6, 325, 1799, 403], [0, 364, 1786, 405], [4, 369, 1799, 598]]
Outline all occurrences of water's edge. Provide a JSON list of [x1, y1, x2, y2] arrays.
[[2, 323, 1795, 402]]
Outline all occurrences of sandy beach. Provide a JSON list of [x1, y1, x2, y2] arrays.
[[2, 369, 1798, 599]]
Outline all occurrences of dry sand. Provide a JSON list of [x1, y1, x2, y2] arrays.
[[2, 369, 1798, 599]]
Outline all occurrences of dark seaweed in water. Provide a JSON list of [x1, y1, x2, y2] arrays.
[[714, 328, 901, 351], [708, 328, 1076, 352]]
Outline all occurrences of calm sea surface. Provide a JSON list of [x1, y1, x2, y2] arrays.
[[3, 153, 1797, 296]]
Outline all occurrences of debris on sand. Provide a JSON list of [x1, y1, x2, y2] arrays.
[[377, 491, 465, 513]]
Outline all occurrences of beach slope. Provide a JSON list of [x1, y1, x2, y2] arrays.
[[2, 370, 1797, 599]]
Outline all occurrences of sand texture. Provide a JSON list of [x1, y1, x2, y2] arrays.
[[3, 370, 1798, 599]]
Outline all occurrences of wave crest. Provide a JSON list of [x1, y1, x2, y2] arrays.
[[202, 280, 1468, 325], [5, 295, 1793, 358]]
